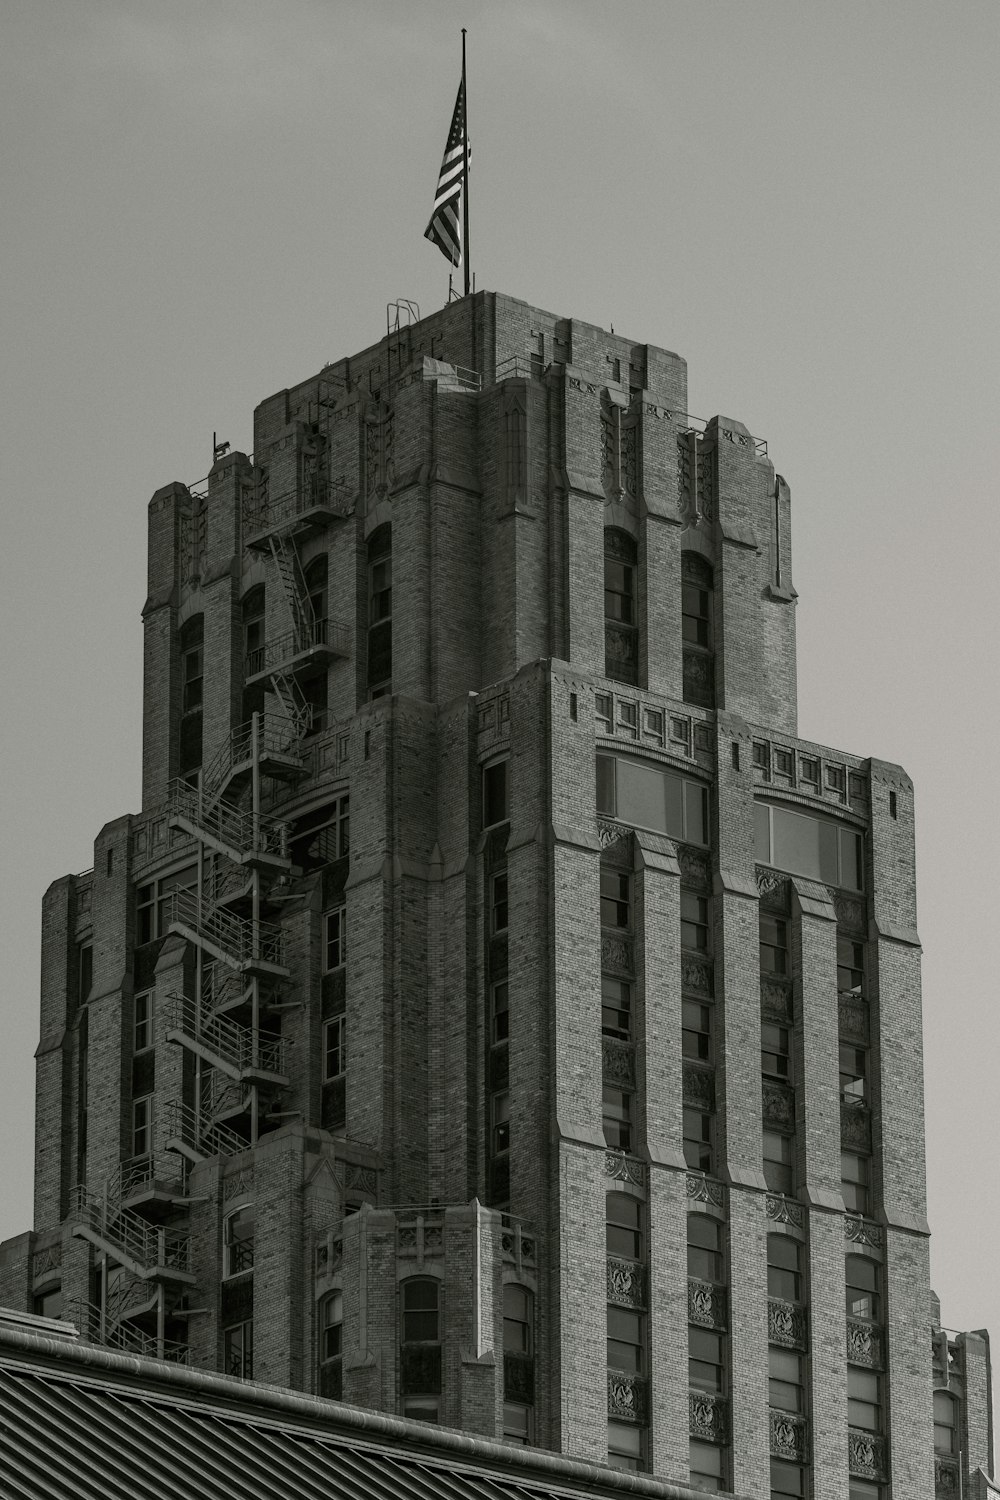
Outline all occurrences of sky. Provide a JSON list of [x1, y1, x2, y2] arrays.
[[2, 0, 999, 1357]]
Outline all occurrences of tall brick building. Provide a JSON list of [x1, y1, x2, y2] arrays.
[[0, 292, 992, 1499]]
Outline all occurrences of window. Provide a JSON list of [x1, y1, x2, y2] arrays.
[[132, 1095, 153, 1158], [840, 1043, 867, 1106], [492, 1091, 510, 1154], [604, 529, 638, 686], [242, 585, 265, 677], [684, 1108, 713, 1173], [690, 1439, 726, 1493], [761, 1022, 792, 1082], [848, 1483, 883, 1500], [402, 1279, 439, 1342], [492, 980, 509, 1043], [763, 1131, 794, 1195], [608, 1422, 645, 1473], [687, 1215, 723, 1283], [759, 915, 788, 976], [771, 1458, 807, 1498], [800, 757, 820, 789], [841, 1152, 870, 1215], [319, 1289, 343, 1363], [180, 617, 204, 714], [134, 991, 153, 1054], [597, 754, 709, 846], [607, 1305, 644, 1374], [78, 944, 93, 1003], [323, 907, 347, 972], [224, 1204, 255, 1277], [503, 1285, 532, 1355], [600, 868, 630, 929], [681, 890, 710, 952], [933, 1390, 957, 1455], [323, 1016, 346, 1082], [290, 796, 349, 871], [504, 1402, 533, 1444], [847, 1367, 882, 1432], [689, 1326, 725, 1393], [846, 1256, 880, 1322], [491, 873, 509, 934], [607, 1193, 643, 1261], [136, 864, 198, 945], [837, 936, 865, 997], [769, 1346, 805, 1413], [403, 1398, 439, 1423], [304, 556, 328, 642], [603, 1086, 633, 1153], [755, 801, 863, 892], [595, 692, 613, 733], [482, 758, 510, 827], [302, 669, 329, 736], [682, 553, 715, 709], [601, 975, 632, 1039], [682, 574, 712, 648], [33, 1287, 64, 1321], [224, 1319, 253, 1378], [767, 1235, 802, 1303], [682, 999, 712, 1062], [367, 525, 392, 695]]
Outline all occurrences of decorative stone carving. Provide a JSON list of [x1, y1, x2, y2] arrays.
[[399, 1343, 442, 1396], [687, 1174, 725, 1209], [684, 1064, 715, 1110], [424, 1226, 443, 1251], [345, 1164, 377, 1196], [761, 979, 793, 1023], [768, 1298, 808, 1350], [845, 1216, 883, 1249], [848, 1428, 887, 1481], [765, 1195, 805, 1228], [762, 1081, 796, 1130], [597, 818, 631, 853], [756, 868, 790, 911], [607, 1257, 646, 1309], [621, 417, 638, 499], [605, 1151, 647, 1188], [688, 1278, 727, 1331], [504, 1351, 535, 1403], [601, 933, 635, 976], [681, 956, 714, 998], [364, 401, 395, 499], [846, 1319, 883, 1368], [223, 1167, 253, 1201], [682, 648, 715, 710], [830, 889, 866, 935], [689, 1391, 729, 1442], [32, 1246, 62, 1280], [770, 1409, 808, 1461], [603, 1037, 636, 1089], [677, 846, 710, 890], [838, 997, 869, 1041], [840, 1104, 872, 1153], [607, 1370, 647, 1423], [935, 1457, 960, 1495], [398, 1226, 417, 1250], [605, 623, 638, 673]]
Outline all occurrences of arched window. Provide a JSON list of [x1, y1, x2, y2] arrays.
[[178, 615, 204, 779], [681, 552, 715, 708], [367, 525, 392, 698], [318, 1289, 343, 1399], [604, 529, 637, 685], [933, 1390, 957, 1455], [223, 1203, 255, 1278], [400, 1277, 441, 1423]]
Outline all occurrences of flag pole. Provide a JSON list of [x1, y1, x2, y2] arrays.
[[462, 29, 471, 299]]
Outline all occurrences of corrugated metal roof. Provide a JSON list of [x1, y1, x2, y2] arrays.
[[0, 1330, 706, 1500]]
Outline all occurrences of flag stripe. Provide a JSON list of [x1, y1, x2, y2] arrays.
[[424, 80, 467, 269]]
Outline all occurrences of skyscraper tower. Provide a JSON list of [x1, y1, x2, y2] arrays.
[[1, 292, 991, 1499]]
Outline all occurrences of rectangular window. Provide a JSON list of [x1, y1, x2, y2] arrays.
[[755, 800, 863, 891], [132, 1095, 153, 1158], [839, 1043, 867, 1105], [323, 906, 347, 972], [847, 1367, 881, 1431], [503, 1286, 532, 1354], [597, 754, 709, 847], [503, 1402, 533, 1444], [769, 1346, 805, 1412], [841, 1151, 870, 1214], [137, 865, 198, 945], [761, 1022, 792, 1082], [600, 868, 630, 929], [595, 693, 613, 733], [78, 944, 93, 1003], [800, 757, 820, 789], [688, 1326, 724, 1393], [224, 1319, 253, 1379], [683, 1108, 713, 1173], [687, 1214, 723, 1283], [608, 1421, 644, 1473], [603, 1086, 632, 1153], [837, 936, 865, 996], [492, 1090, 510, 1154], [690, 1439, 725, 1493], [403, 1398, 439, 1423], [763, 1131, 794, 1195], [482, 758, 510, 827], [601, 975, 631, 1039], [682, 999, 712, 1062], [759, 915, 789, 975], [323, 1015, 346, 1081], [607, 1305, 644, 1374], [846, 1255, 880, 1321], [492, 980, 509, 1043], [606, 1193, 643, 1260], [134, 991, 153, 1054], [771, 1459, 807, 1498], [774, 748, 794, 780], [491, 873, 509, 934], [681, 890, 710, 952], [767, 1235, 802, 1302]]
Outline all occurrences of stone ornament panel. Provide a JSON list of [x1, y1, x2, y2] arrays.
[[683, 1063, 716, 1110], [601, 933, 635, 977], [762, 1081, 796, 1131], [689, 1391, 729, 1443], [688, 1277, 727, 1331], [845, 1216, 883, 1249], [677, 846, 711, 890], [838, 997, 869, 1042], [688, 1174, 726, 1209], [603, 1037, 636, 1090], [756, 868, 791, 913], [765, 1194, 806, 1229], [761, 979, 793, 1023], [846, 1319, 883, 1369], [935, 1457, 960, 1495], [768, 1298, 808, 1351], [607, 1257, 646, 1310], [681, 956, 714, 998], [607, 1370, 647, 1424], [848, 1429, 887, 1481], [770, 1409, 808, 1462], [840, 1104, 872, 1153], [606, 1152, 647, 1189]]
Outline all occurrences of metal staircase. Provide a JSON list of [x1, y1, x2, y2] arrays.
[[163, 1099, 248, 1162], [68, 1187, 193, 1283], [164, 994, 286, 1082]]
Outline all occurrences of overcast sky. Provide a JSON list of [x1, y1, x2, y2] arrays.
[[2, 0, 998, 1355]]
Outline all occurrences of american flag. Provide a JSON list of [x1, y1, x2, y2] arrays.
[[424, 81, 467, 267]]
